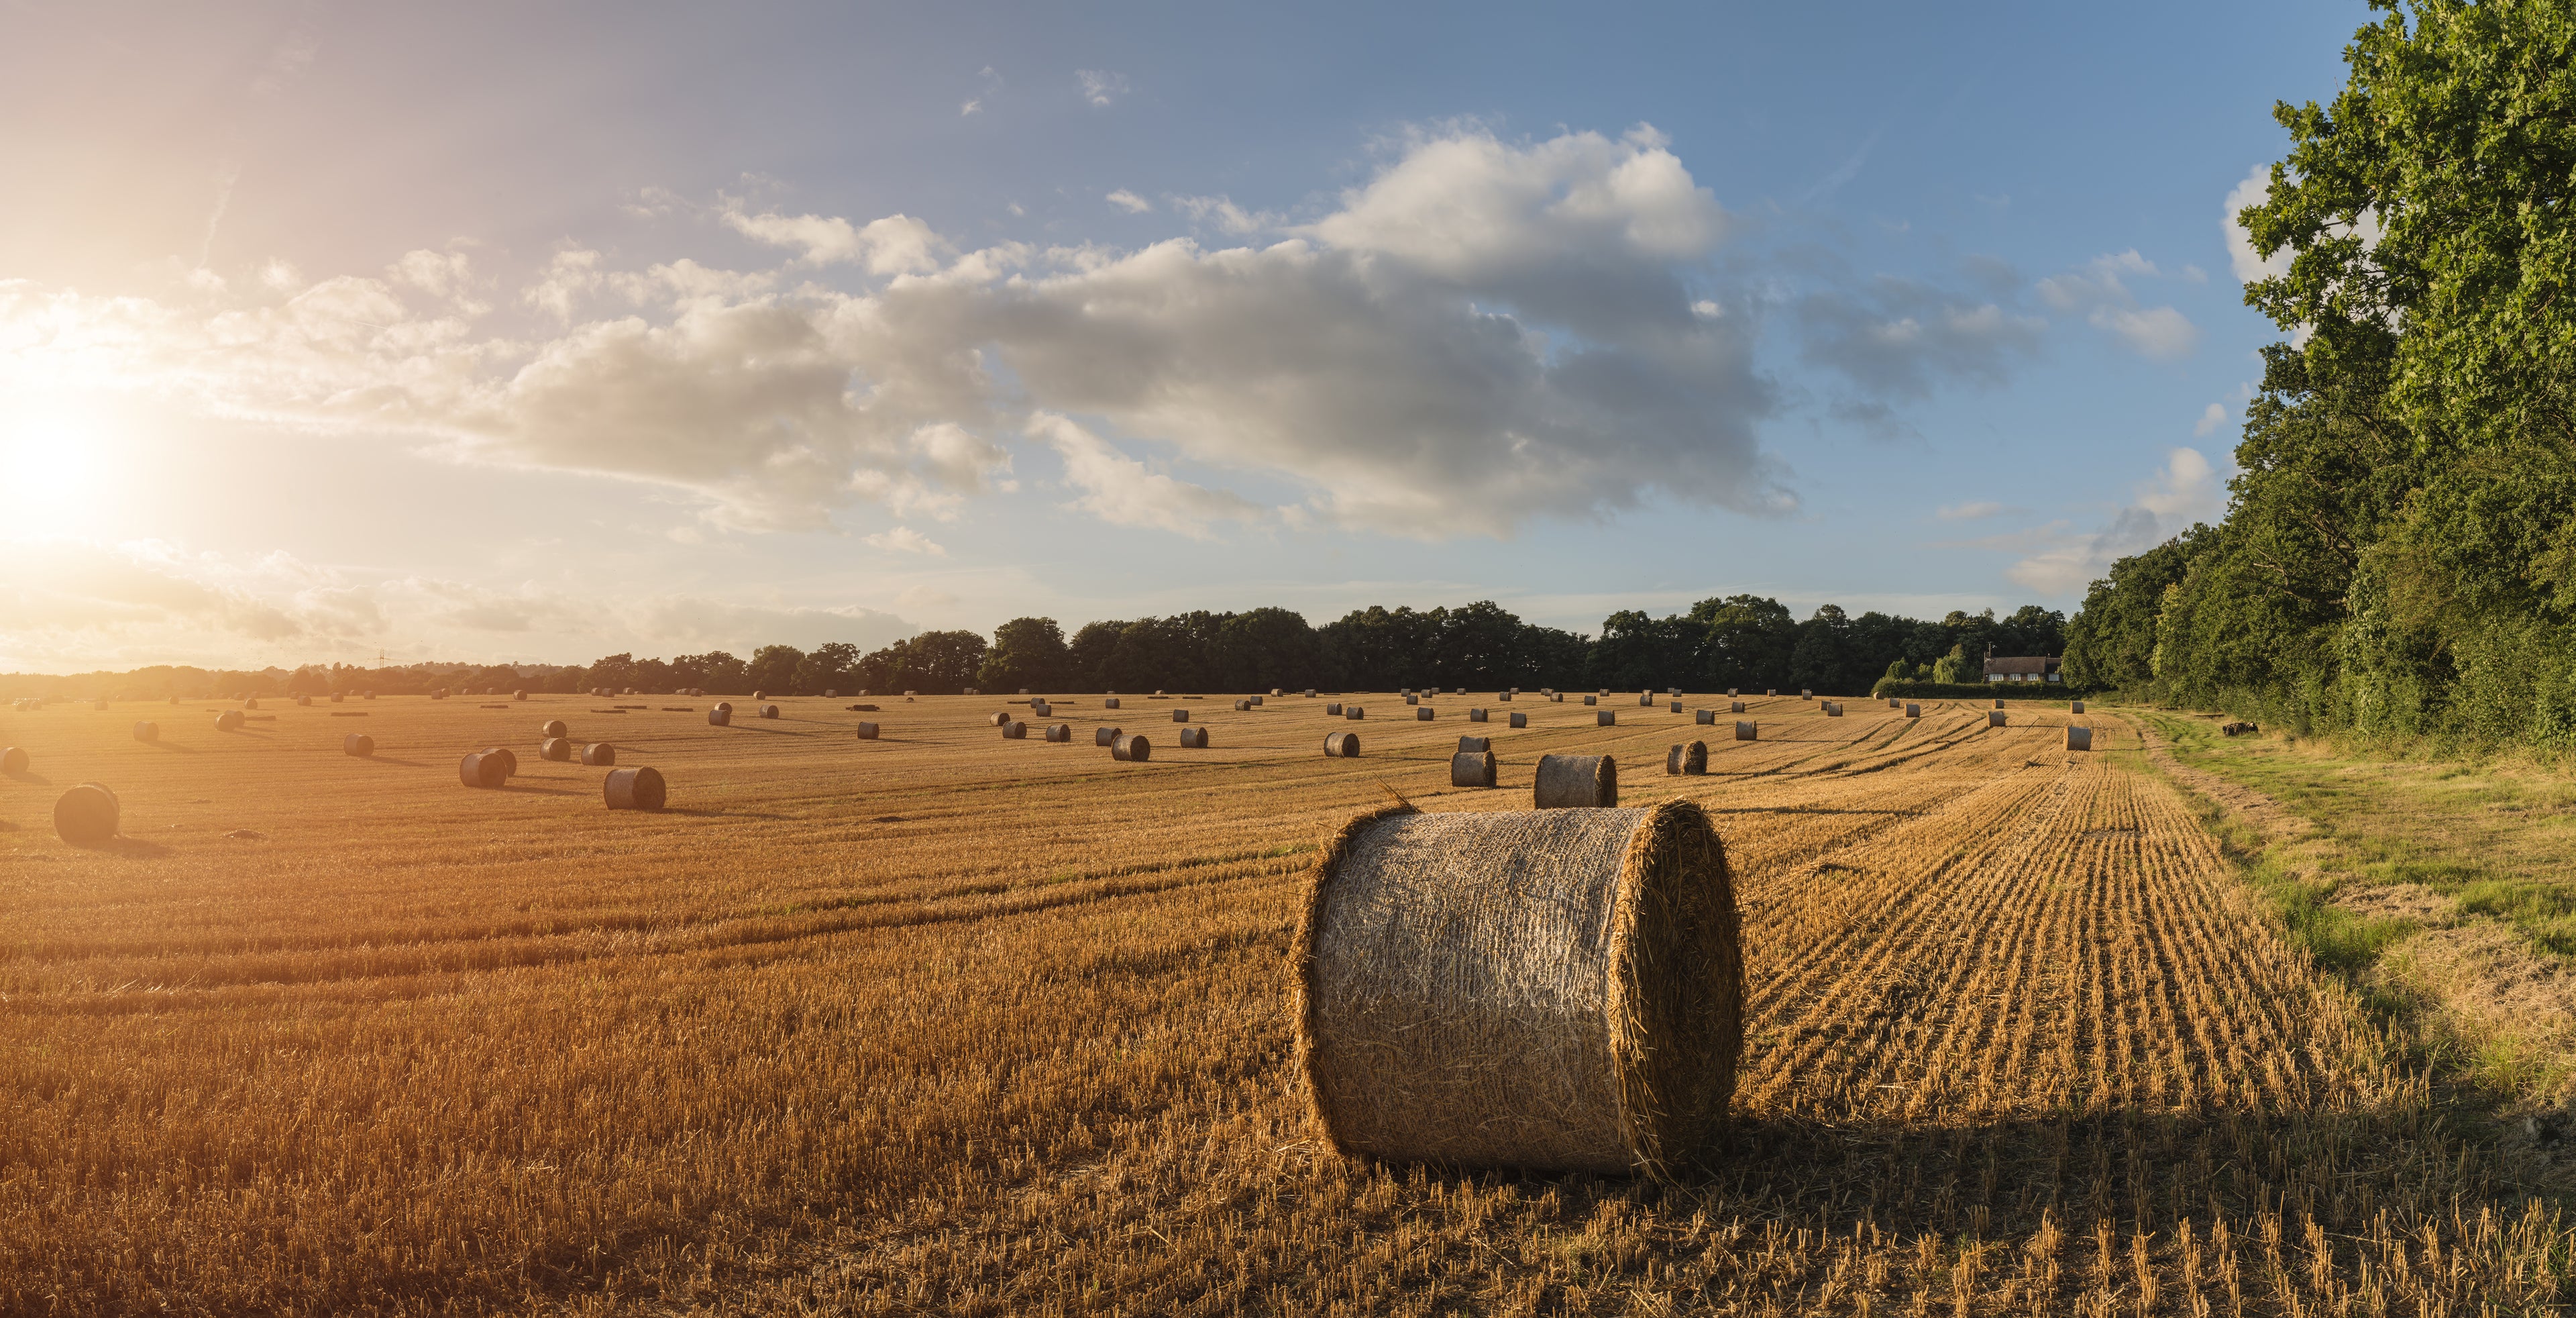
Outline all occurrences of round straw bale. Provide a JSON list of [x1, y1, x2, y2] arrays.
[[1112, 733, 1151, 762], [133, 721, 159, 743], [343, 733, 374, 757], [580, 743, 614, 766], [1305, 689, 1318, 697], [1104, 697, 1122, 709], [965, 688, 981, 697], [1179, 725, 1209, 748], [1668, 701, 1682, 713], [1468, 708, 1488, 723], [244, 697, 260, 710], [759, 704, 780, 719], [1293, 799, 1740, 1176], [1727, 689, 1737, 697], [1695, 709, 1715, 725], [1094, 725, 1121, 746], [2070, 700, 2086, 714], [1045, 723, 1071, 743], [459, 752, 510, 789], [1405, 694, 1419, 706], [1993, 698, 2004, 709], [1456, 735, 1491, 754], [1666, 741, 1708, 775], [1596, 711, 1615, 727], [1735, 721, 1757, 741], [482, 747, 518, 776], [215, 710, 244, 731], [1324, 731, 1360, 758], [1553, 693, 1565, 703], [708, 708, 732, 727], [515, 691, 528, 701], [1032, 699, 1052, 716], [1154, 689, 1165, 697], [1729, 701, 1745, 714], [1416, 707, 1434, 722], [1508, 711, 1528, 728], [1172, 708, 1191, 722], [752, 689, 766, 701], [0, 746, 25, 774], [541, 719, 569, 738], [1346, 706, 1365, 720], [2065, 726, 2093, 751], [1639, 693, 1653, 706], [1906, 703, 1921, 718], [364, 691, 374, 700], [1002, 721, 1027, 740], [904, 690, 916, 697], [329, 693, 343, 703], [1802, 690, 1812, 699], [1988, 711, 2007, 727], [989, 711, 1010, 727], [541, 737, 572, 761], [1823, 701, 1842, 717], [1533, 753, 1615, 809], [296, 695, 311, 707], [714, 701, 734, 714], [855, 722, 879, 740], [1449, 750, 1497, 787], [604, 766, 666, 811], [54, 783, 120, 845], [1499, 691, 1513, 701], [1325, 703, 1344, 715], [824, 689, 837, 699], [1766, 689, 1776, 697], [1582, 695, 1597, 705], [1234, 699, 1251, 711]]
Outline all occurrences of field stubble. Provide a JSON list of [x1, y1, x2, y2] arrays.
[[0, 693, 2566, 1314]]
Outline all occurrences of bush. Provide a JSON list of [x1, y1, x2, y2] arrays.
[[1870, 679, 2088, 701]]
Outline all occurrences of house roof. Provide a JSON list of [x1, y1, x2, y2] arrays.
[[1984, 656, 2059, 676]]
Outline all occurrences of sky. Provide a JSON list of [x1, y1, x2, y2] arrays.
[[0, 0, 2361, 672]]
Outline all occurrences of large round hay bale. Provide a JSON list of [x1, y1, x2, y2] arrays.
[[343, 733, 375, 757], [1404, 694, 1419, 706], [1508, 711, 1528, 728], [1250, 695, 1265, 706], [1032, 699, 1053, 717], [215, 710, 244, 732], [1695, 709, 1716, 725], [1534, 753, 1615, 808], [1457, 736, 1491, 754], [541, 719, 569, 739], [1324, 731, 1360, 758], [1112, 733, 1151, 762], [855, 722, 880, 740], [482, 747, 519, 776], [714, 701, 733, 714], [1093, 725, 1122, 747], [989, 711, 1010, 727], [1499, 691, 1513, 702], [1448, 750, 1496, 787], [708, 708, 733, 727], [2066, 726, 2093, 752], [295, 695, 311, 707], [541, 737, 573, 762], [1293, 799, 1741, 1176], [244, 697, 260, 710], [1823, 701, 1843, 717], [1172, 708, 1191, 723], [363, 691, 375, 701], [1802, 689, 1812, 699], [759, 704, 781, 719], [1582, 695, 1597, 706], [1906, 703, 1921, 719], [1729, 701, 1746, 714], [1416, 707, 1434, 722], [2071, 700, 2086, 714], [1325, 703, 1344, 716], [0, 746, 26, 774], [604, 766, 666, 811], [1665, 741, 1709, 776], [1104, 697, 1122, 709], [1639, 693, 1653, 707], [133, 721, 159, 743], [1596, 711, 1616, 727], [54, 783, 120, 845], [1002, 721, 1028, 740], [1234, 699, 1251, 712], [1668, 701, 1682, 713], [1988, 711, 2007, 727], [329, 693, 343, 704], [1735, 721, 1758, 742], [1179, 725, 1209, 748], [1345, 707, 1364, 720], [515, 691, 528, 701], [1993, 698, 2004, 710], [752, 689, 766, 701], [1045, 723, 1071, 743], [1766, 689, 1776, 697], [1305, 689, 1318, 698], [459, 752, 509, 789], [1468, 707, 1488, 722], [824, 689, 838, 699]]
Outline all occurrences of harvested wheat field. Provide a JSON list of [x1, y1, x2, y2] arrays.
[[0, 691, 2567, 1315]]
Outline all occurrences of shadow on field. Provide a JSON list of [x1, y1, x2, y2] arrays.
[[721, 723, 808, 736], [496, 784, 581, 797], [364, 757, 430, 768], [5, 770, 52, 786], [663, 807, 793, 820], [87, 835, 172, 858], [146, 742, 199, 754]]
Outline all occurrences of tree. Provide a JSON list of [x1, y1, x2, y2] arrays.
[[980, 617, 1073, 693], [796, 642, 861, 695], [1067, 621, 1128, 691], [745, 645, 805, 696]]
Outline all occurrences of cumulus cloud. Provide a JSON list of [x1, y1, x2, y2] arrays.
[[1106, 189, 1153, 214], [2225, 165, 2295, 285], [2194, 401, 2229, 437], [1798, 274, 2046, 421], [2005, 448, 2224, 595], [2036, 251, 2201, 360], [1030, 413, 1265, 538], [1170, 194, 1275, 234], [862, 525, 947, 554], [720, 204, 946, 274]]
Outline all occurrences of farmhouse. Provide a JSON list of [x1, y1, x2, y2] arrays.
[[1984, 655, 2062, 685]]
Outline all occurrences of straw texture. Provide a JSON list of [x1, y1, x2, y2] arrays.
[[1533, 754, 1616, 809], [1112, 733, 1151, 762], [1735, 721, 1757, 742], [54, 783, 120, 846], [1456, 736, 1490, 754], [1095, 726, 1122, 747], [708, 709, 732, 727], [1988, 711, 2008, 727], [2065, 726, 2093, 751], [458, 752, 510, 789], [2071, 700, 2086, 714], [604, 766, 665, 811], [1291, 800, 1743, 1177], [1695, 709, 1715, 725], [1324, 731, 1360, 758], [1449, 751, 1497, 788], [1417, 707, 1435, 722], [1664, 742, 1707, 775], [1045, 723, 1072, 743], [1508, 712, 1528, 729], [582, 743, 617, 766], [1179, 726, 1209, 748], [1906, 703, 1921, 719], [343, 733, 374, 758], [855, 722, 880, 740], [215, 711, 245, 732], [133, 722, 159, 743], [541, 738, 572, 762]]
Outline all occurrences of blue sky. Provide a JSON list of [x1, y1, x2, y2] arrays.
[[0, 1, 2362, 670]]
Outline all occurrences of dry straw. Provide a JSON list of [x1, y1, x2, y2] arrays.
[[54, 783, 121, 845], [1179, 726, 1210, 748], [1105, 698, 1122, 709], [1534, 753, 1616, 809], [760, 705, 782, 719], [708, 708, 733, 727], [1735, 721, 1757, 742], [582, 743, 617, 766], [215, 710, 245, 732], [1417, 707, 1434, 722], [542, 719, 569, 739], [1907, 703, 1921, 718], [1695, 709, 1715, 725], [1002, 721, 1028, 740], [1823, 701, 1842, 717], [1291, 799, 1741, 1176], [343, 733, 374, 758], [1234, 699, 1251, 711], [1468, 708, 1488, 722], [2065, 726, 2093, 751], [1173, 708, 1191, 723], [1405, 695, 1419, 706], [1993, 698, 2005, 710], [1346, 707, 1365, 721], [1456, 736, 1490, 754], [1326, 703, 1344, 715], [1094, 726, 1121, 747], [1583, 695, 1598, 706], [1668, 701, 1682, 713], [1, 746, 27, 774], [989, 712, 1011, 727], [541, 738, 573, 762], [1045, 723, 1071, 743], [1596, 711, 1616, 727], [1324, 731, 1360, 758], [855, 722, 880, 740], [1729, 701, 1745, 714], [1664, 742, 1708, 776], [603, 766, 666, 811], [1450, 750, 1497, 787], [1508, 712, 1528, 728], [132, 721, 159, 743], [1988, 711, 2008, 727], [458, 752, 511, 789], [1112, 733, 1152, 762], [2072, 700, 2087, 714]]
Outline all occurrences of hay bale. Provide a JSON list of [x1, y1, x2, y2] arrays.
[[1405, 694, 1419, 706], [1250, 695, 1265, 706], [133, 721, 159, 743], [1455, 736, 1491, 754], [1508, 712, 1528, 729], [295, 695, 311, 707], [1094, 725, 1122, 747], [856, 723, 879, 740], [330, 693, 343, 704], [515, 691, 528, 701], [965, 688, 981, 697], [1291, 799, 1741, 1176], [1695, 709, 1715, 725], [1802, 690, 1812, 699], [714, 701, 734, 714], [904, 690, 917, 697], [1582, 695, 1597, 706], [244, 697, 261, 710], [54, 783, 119, 845], [1305, 689, 1318, 698], [1032, 699, 1053, 716], [582, 742, 617, 766], [1416, 707, 1434, 722], [1906, 703, 1921, 719], [1993, 699, 2004, 709], [343, 733, 374, 758], [1729, 701, 1746, 714], [215, 710, 245, 732], [1324, 731, 1360, 758], [1179, 726, 1210, 749], [1449, 750, 1497, 787], [824, 689, 837, 699], [541, 737, 572, 761], [1735, 721, 1757, 742], [364, 692, 374, 701], [1112, 733, 1152, 762], [1172, 708, 1191, 723], [1597, 711, 1615, 727], [1468, 707, 1488, 722], [1638, 693, 1653, 707], [459, 751, 511, 789], [2065, 726, 2092, 752], [1045, 723, 1071, 743], [1668, 701, 1682, 713], [1534, 753, 1615, 809], [758, 704, 780, 719], [542, 719, 570, 739], [1271, 689, 1283, 697], [2071, 700, 2086, 714], [708, 708, 733, 727], [1988, 711, 2007, 727], [1326, 703, 1344, 716], [1665, 741, 1709, 775], [1105, 697, 1122, 709], [752, 689, 766, 701], [0, 746, 25, 774], [1823, 701, 1842, 717], [604, 766, 666, 811], [1002, 721, 1028, 740], [1346, 707, 1365, 721], [1499, 691, 1513, 701], [989, 711, 1010, 727], [1235, 699, 1251, 712]]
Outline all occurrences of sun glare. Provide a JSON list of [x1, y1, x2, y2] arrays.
[[0, 395, 116, 537]]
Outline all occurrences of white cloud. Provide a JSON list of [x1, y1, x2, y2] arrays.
[[1076, 70, 1128, 107], [2005, 448, 2224, 595], [2036, 251, 2200, 360], [1028, 412, 1265, 538], [1170, 195, 1275, 234], [2091, 304, 2200, 360], [960, 99, 982, 116], [1106, 189, 1153, 214], [862, 525, 947, 554], [2225, 165, 2294, 285], [523, 248, 602, 321], [720, 205, 946, 274], [2194, 401, 2228, 437], [1799, 277, 2047, 420], [1935, 500, 2004, 521]]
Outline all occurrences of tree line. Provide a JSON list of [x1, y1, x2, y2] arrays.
[[2061, 3, 2576, 748]]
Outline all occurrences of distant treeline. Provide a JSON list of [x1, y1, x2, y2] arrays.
[[2062, 7, 2576, 750], [6, 598, 2068, 699]]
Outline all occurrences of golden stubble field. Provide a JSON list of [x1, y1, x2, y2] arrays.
[[0, 690, 2565, 1315]]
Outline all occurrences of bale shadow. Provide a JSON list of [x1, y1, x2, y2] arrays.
[[146, 742, 200, 754], [496, 784, 581, 797], [5, 770, 53, 787], [663, 807, 794, 820], [363, 756, 430, 768], [82, 836, 173, 858]]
